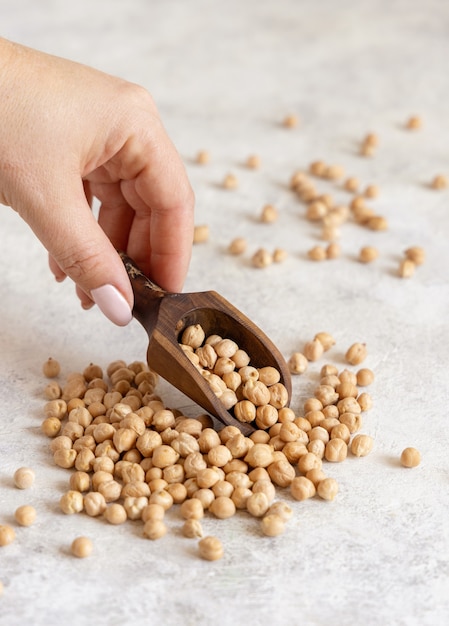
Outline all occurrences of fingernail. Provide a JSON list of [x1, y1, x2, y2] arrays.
[[91, 285, 133, 326]]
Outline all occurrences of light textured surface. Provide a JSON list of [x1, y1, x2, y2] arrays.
[[1, 1, 449, 625]]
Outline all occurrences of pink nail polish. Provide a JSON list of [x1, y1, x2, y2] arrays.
[[91, 285, 133, 326]]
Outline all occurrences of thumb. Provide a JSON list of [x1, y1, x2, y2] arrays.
[[39, 200, 134, 326]]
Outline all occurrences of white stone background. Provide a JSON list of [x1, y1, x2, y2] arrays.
[[1, 1, 449, 624]]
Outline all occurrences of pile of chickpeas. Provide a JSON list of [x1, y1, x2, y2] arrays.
[[0, 336, 422, 566], [179, 324, 289, 425], [34, 332, 380, 560]]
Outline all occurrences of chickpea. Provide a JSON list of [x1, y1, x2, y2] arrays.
[[223, 173, 238, 189], [166, 483, 188, 505], [198, 536, 224, 561], [358, 246, 379, 263], [260, 204, 278, 223], [13, 467, 35, 490], [267, 460, 295, 488], [124, 496, 149, 520], [251, 248, 273, 268], [193, 224, 209, 244], [180, 498, 204, 520], [298, 452, 322, 474], [143, 519, 167, 540], [398, 258, 415, 278], [228, 237, 247, 256], [356, 368, 375, 386], [43, 357, 61, 378], [209, 496, 236, 519], [304, 339, 325, 363], [351, 434, 374, 457], [400, 447, 421, 468], [0, 525, 15, 547], [305, 468, 327, 486], [290, 476, 316, 501], [288, 352, 308, 375], [60, 490, 84, 515], [41, 417, 62, 438], [317, 477, 339, 501], [44, 381, 62, 400], [182, 519, 204, 538], [84, 492, 107, 517], [54, 448, 77, 469], [345, 342, 367, 365], [69, 471, 91, 493], [261, 514, 285, 537], [325, 439, 348, 463], [71, 537, 93, 558], [404, 246, 425, 266], [104, 503, 127, 525], [14, 505, 37, 527]]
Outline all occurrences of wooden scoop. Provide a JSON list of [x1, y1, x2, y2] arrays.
[[121, 253, 292, 435]]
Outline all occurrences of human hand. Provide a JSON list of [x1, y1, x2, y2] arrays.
[[0, 38, 194, 325]]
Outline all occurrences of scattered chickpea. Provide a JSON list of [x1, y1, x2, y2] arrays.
[[307, 245, 327, 261], [261, 514, 285, 537], [366, 215, 388, 231], [104, 503, 127, 525], [182, 519, 203, 538], [290, 476, 316, 501], [71, 536, 93, 558], [283, 114, 299, 128], [260, 204, 278, 223], [13, 467, 35, 489], [251, 248, 273, 268], [228, 237, 247, 255], [351, 434, 374, 457], [195, 150, 210, 165], [404, 246, 425, 266], [43, 357, 61, 378], [60, 490, 84, 515], [364, 133, 378, 146], [360, 142, 376, 157], [267, 501, 293, 522], [364, 184, 379, 198], [406, 115, 422, 130], [309, 160, 326, 177], [326, 242, 341, 259], [84, 492, 107, 517], [400, 447, 421, 468], [288, 352, 308, 375], [325, 438, 348, 462], [222, 173, 238, 189], [358, 246, 379, 263], [317, 477, 339, 501], [356, 368, 375, 387], [198, 536, 224, 561], [344, 177, 359, 192], [273, 248, 287, 263], [14, 505, 37, 527], [193, 225, 209, 244], [345, 342, 367, 365], [44, 381, 62, 400], [209, 496, 236, 519], [246, 154, 261, 169], [143, 519, 168, 540], [180, 498, 204, 520], [303, 339, 324, 362], [0, 525, 15, 547], [431, 174, 448, 190], [398, 258, 415, 278], [41, 417, 62, 438], [324, 164, 345, 180]]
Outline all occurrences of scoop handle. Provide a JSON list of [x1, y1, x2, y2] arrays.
[[119, 252, 168, 330]]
